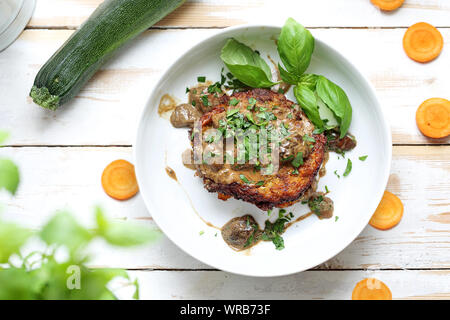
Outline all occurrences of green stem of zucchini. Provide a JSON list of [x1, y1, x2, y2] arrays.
[[30, 86, 60, 111]]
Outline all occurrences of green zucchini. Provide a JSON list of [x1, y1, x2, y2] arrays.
[[30, 0, 185, 110]]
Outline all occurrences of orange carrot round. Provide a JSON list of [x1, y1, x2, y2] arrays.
[[416, 98, 450, 139], [352, 278, 392, 300], [403, 22, 443, 63], [371, 0, 404, 11], [369, 191, 404, 230], [102, 159, 139, 200]]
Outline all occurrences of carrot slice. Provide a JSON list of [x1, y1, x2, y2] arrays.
[[371, 0, 404, 11], [416, 98, 450, 139], [403, 22, 444, 63], [102, 159, 138, 200], [352, 278, 392, 300], [369, 191, 404, 230]]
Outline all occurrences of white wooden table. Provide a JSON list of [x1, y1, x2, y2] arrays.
[[1, 0, 449, 299]]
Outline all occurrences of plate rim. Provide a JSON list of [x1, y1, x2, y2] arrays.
[[134, 23, 392, 277]]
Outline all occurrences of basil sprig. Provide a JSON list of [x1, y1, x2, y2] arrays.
[[220, 38, 276, 88], [277, 18, 315, 84], [220, 18, 353, 137], [276, 19, 352, 136], [293, 84, 323, 128], [316, 76, 352, 138]]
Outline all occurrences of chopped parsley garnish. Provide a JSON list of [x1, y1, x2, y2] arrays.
[[226, 108, 240, 117], [207, 82, 222, 94], [302, 134, 316, 143], [334, 170, 340, 179], [199, 230, 205, 235], [197, 76, 206, 83], [200, 95, 209, 106], [248, 97, 257, 107], [335, 216, 339, 222], [325, 185, 330, 193], [205, 134, 215, 143], [185, 87, 190, 93], [261, 210, 293, 250], [239, 174, 251, 184], [359, 155, 368, 161], [308, 195, 324, 215], [343, 159, 352, 177], [191, 100, 196, 107], [287, 113, 293, 119], [291, 152, 303, 168], [229, 98, 240, 106], [281, 155, 294, 162], [255, 180, 265, 186]]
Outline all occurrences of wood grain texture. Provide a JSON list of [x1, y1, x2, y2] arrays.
[[29, 0, 450, 29], [1, 29, 449, 145], [0, 146, 448, 270], [113, 270, 450, 300]]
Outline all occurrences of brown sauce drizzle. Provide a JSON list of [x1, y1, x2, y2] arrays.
[[165, 166, 178, 181], [158, 94, 177, 116]]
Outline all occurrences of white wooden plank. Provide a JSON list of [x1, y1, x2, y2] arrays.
[[116, 270, 450, 300], [29, 0, 450, 28], [0, 146, 448, 270], [1, 28, 449, 145]]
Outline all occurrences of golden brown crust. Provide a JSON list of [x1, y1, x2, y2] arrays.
[[196, 89, 326, 211]]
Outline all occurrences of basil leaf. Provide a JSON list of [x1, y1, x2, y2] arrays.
[[293, 84, 323, 128], [298, 73, 319, 91], [279, 64, 301, 85], [0, 158, 20, 195], [343, 159, 352, 177], [316, 76, 352, 138], [40, 211, 92, 251], [221, 38, 276, 88], [277, 18, 315, 77], [0, 222, 32, 263], [95, 208, 161, 247]]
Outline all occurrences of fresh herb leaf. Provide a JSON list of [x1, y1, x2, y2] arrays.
[[0, 222, 32, 263], [277, 18, 315, 77], [248, 97, 257, 106], [359, 155, 368, 161], [40, 211, 92, 251], [316, 76, 352, 138], [255, 181, 265, 186], [229, 98, 240, 106], [298, 73, 319, 91], [221, 38, 276, 88], [95, 208, 161, 246], [343, 159, 352, 177], [302, 134, 316, 143], [200, 95, 209, 107], [199, 230, 204, 236], [197, 76, 206, 83], [294, 84, 323, 128], [291, 152, 303, 168], [0, 159, 19, 195], [226, 108, 240, 118], [239, 174, 251, 184], [334, 170, 340, 178], [279, 64, 301, 85]]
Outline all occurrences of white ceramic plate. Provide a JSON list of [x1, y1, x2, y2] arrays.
[[135, 25, 391, 277]]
